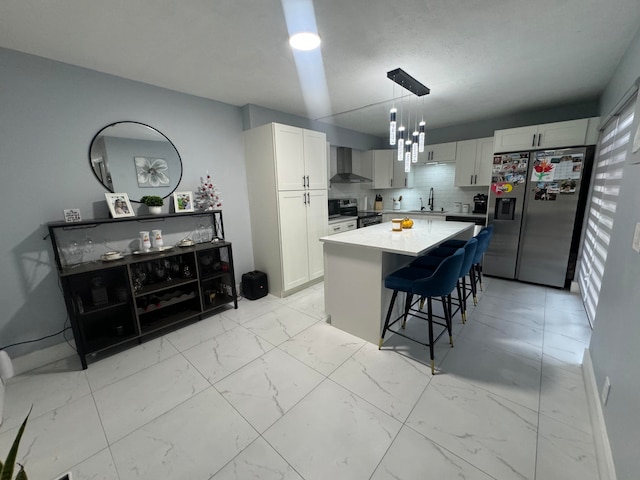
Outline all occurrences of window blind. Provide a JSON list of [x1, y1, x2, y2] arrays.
[[578, 97, 636, 326]]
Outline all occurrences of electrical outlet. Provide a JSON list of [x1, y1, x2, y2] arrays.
[[633, 223, 640, 253], [601, 376, 611, 406]]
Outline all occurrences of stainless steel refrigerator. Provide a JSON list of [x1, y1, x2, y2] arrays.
[[483, 146, 594, 288]]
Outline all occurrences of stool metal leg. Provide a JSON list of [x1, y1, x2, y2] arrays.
[[427, 296, 435, 375], [442, 295, 453, 347], [379, 290, 398, 348], [401, 293, 413, 329], [470, 266, 479, 305]]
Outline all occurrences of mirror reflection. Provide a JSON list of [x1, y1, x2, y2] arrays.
[[89, 122, 183, 202]]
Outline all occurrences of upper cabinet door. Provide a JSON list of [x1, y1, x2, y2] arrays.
[[303, 129, 328, 190], [475, 137, 495, 186], [494, 119, 590, 152], [274, 124, 306, 191], [425, 142, 457, 163], [493, 125, 538, 153], [537, 119, 588, 149], [454, 139, 477, 187], [372, 150, 394, 189]]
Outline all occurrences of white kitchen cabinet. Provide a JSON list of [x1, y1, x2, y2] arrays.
[[392, 154, 414, 188], [423, 141, 457, 163], [371, 149, 413, 188], [493, 118, 592, 152], [244, 122, 329, 296], [278, 190, 327, 291], [454, 137, 494, 187], [273, 123, 327, 191], [328, 218, 358, 235], [372, 149, 393, 188]]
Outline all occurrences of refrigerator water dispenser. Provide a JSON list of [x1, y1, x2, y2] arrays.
[[495, 197, 516, 220]]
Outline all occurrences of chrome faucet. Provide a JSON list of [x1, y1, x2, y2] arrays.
[[419, 197, 425, 211], [428, 188, 434, 211]]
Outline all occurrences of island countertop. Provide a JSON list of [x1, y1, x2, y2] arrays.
[[320, 219, 474, 257]]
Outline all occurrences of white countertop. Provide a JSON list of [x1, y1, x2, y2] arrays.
[[320, 219, 473, 256], [373, 209, 486, 219]]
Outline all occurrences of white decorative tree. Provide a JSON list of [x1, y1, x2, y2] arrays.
[[195, 172, 223, 210]]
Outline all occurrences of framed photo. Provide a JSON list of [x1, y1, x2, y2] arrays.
[[173, 191, 194, 213], [105, 193, 135, 218]]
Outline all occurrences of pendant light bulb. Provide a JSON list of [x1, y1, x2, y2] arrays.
[[411, 139, 418, 163], [389, 108, 397, 145], [418, 121, 426, 152], [397, 126, 405, 162], [404, 141, 412, 173]]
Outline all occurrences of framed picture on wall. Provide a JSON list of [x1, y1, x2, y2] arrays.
[[173, 191, 194, 213], [105, 193, 135, 218]]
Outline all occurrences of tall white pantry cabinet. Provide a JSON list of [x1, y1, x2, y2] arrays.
[[244, 123, 329, 297]]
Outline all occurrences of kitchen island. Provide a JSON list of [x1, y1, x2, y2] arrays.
[[320, 219, 473, 344]]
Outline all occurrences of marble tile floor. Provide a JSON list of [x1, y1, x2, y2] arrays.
[[0, 277, 599, 480]]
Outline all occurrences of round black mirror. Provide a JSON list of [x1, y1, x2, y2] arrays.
[[89, 122, 183, 202]]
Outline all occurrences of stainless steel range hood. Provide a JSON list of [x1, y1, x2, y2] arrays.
[[330, 147, 372, 183]]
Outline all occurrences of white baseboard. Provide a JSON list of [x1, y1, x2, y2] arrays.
[[11, 341, 77, 376], [582, 348, 617, 480]]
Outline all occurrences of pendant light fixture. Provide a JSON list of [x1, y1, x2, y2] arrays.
[[387, 68, 430, 172]]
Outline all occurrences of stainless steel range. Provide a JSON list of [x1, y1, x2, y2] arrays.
[[328, 198, 382, 228]]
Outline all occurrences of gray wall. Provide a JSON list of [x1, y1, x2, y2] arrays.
[[0, 47, 254, 357], [588, 27, 640, 479]]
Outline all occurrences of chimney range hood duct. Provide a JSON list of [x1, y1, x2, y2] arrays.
[[330, 147, 372, 183]]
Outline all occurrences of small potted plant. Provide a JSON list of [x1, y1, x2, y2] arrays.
[[141, 195, 164, 215], [1, 409, 30, 480]]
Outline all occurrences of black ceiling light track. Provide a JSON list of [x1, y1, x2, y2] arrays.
[[387, 68, 430, 97]]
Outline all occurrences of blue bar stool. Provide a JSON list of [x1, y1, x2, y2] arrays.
[[410, 237, 478, 322], [379, 248, 464, 374], [424, 225, 493, 304]]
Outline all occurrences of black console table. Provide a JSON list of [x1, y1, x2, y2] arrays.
[[47, 211, 237, 369]]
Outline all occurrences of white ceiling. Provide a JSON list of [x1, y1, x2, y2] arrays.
[[1, 0, 639, 138]]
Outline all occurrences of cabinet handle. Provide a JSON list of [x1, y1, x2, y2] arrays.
[[404, 178, 407, 187], [470, 175, 473, 184], [306, 175, 310, 188], [307, 192, 310, 204], [537, 134, 542, 147], [532, 134, 536, 147], [347, 223, 355, 228], [474, 174, 477, 184], [303, 193, 307, 205], [389, 179, 392, 187]]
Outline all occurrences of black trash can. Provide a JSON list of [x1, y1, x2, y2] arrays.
[[242, 270, 268, 300]]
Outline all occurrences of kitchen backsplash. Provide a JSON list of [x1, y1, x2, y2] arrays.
[[329, 163, 488, 212]]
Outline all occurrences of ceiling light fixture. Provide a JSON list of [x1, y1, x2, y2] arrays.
[[289, 32, 321, 51], [387, 68, 430, 172]]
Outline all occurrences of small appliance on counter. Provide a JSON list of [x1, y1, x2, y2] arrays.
[[374, 194, 383, 211], [473, 194, 488, 214]]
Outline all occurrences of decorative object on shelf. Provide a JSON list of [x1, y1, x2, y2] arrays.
[[135, 156, 170, 188], [140, 195, 164, 215], [139, 231, 151, 251], [101, 251, 123, 262], [172, 191, 194, 213], [64, 208, 82, 223], [105, 192, 135, 218], [387, 68, 430, 173], [151, 229, 164, 248], [177, 238, 194, 247], [195, 173, 222, 210]]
